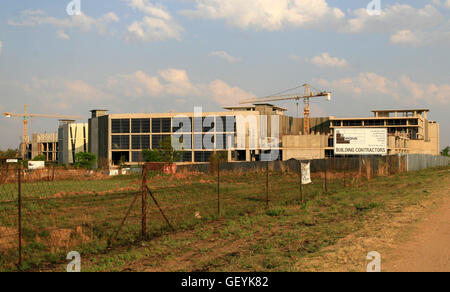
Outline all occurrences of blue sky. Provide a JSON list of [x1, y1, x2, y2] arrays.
[[0, 0, 449, 149]]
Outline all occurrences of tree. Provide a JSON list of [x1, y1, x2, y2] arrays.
[[32, 154, 46, 161], [209, 152, 228, 175], [74, 152, 97, 169], [441, 146, 450, 157], [142, 149, 162, 162], [142, 137, 182, 163], [0, 149, 19, 160]]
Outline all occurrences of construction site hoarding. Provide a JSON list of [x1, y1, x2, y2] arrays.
[[334, 128, 387, 155]]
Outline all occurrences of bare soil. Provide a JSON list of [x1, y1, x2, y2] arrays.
[[383, 194, 450, 272]]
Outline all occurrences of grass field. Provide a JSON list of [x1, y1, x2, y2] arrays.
[[0, 166, 449, 271]]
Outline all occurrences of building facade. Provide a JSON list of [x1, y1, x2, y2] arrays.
[[330, 109, 439, 155], [58, 120, 89, 165], [88, 107, 440, 168], [88, 105, 329, 167], [26, 132, 58, 161]]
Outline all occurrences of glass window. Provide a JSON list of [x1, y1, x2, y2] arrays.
[[203, 116, 215, 132], [132, 135, 149, 150], [193, 134, 203, 149], [172, 133, 192, 150], [162, 118, 171, 133], [226, 116, 236, 132], [216, 116, 226, 132], [152, 118, 161, 133], [132, 151, 144, 163], [203, 134, 214, 150], [173, 117, 192, 133], [112, 119, 130, 133], [112, 135, 130, 149], [152, 135, 161, 149], [131, 119, 151, 133], [194, 117, 202, 132]]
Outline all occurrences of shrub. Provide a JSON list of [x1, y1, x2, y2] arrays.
[[32, 154, 46, 161], [74, 152, 97, 169]]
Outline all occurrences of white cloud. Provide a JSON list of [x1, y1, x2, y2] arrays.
[[107, 68, 255, 105], [181, 0, 345, 31], [209, 51, 241, 63], [390, 30, 420, 44], [306, 53, 348, 68], [181, 1, 449, 47], [8, 10, 119, 39], [0, 41, 3, 56], [341, 4, 443, 34], [23, 77, 113, 111], [207, 80, 255, 105], [314, 73, 449, 105], [56, 30, 71, 40], [125, 0, 184, 42], [432, 0, 450, 9]]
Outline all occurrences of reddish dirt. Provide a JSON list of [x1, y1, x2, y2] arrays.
[[384, 195, 450, 272], [0, 227, 17, 251]]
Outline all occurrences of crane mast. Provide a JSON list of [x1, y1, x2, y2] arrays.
[[240, 83, 331, 135], [3, 105, 83, 159]]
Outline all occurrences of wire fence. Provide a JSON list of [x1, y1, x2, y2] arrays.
[[0, 154, 445, 271]]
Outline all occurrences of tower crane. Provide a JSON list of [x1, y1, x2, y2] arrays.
[[3, 105, 83, 159], [240, 83, 331, 135]]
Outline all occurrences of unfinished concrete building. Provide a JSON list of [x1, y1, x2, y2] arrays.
[[26, 132, 58, 161], [330, 109, 439, 155], [88, 105, 330, 167], [88, 106, 440, 168]]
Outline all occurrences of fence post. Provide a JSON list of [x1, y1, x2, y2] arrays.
[[299, 161, 303, 203], [52, 163, 56, 181], [17, 161, 22, 268], [387, 155, 390, 176], [141, 166, 147, 239], [343, 155, 346, 187], [266, 161, 269, 209], [217, 162, 220, 216], [324, 159, 328, 194]]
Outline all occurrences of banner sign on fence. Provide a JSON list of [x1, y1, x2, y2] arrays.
[[334, 128, 387, 155], [28, 161, 45, 170], [6, 159, 18, 163], [301, 162, 312, 185]]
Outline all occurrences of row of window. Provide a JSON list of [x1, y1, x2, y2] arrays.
[[128, 151, 222, 163], [332, 119, 419, 127], [112, 134, 236, 150], [112, 117, 237, 134]]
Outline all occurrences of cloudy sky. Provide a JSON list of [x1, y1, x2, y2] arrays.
[[0, 0, 449, 149]]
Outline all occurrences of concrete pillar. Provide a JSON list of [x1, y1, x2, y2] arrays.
[[246, 149, 250, 162]]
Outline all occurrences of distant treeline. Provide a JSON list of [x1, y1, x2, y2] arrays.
[[0, 149, 18, 160]]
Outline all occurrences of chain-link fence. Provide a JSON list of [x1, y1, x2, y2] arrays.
[[0, 154, 447, 271]]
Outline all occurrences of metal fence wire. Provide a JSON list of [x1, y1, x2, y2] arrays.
[[0, 154, 448, 271]]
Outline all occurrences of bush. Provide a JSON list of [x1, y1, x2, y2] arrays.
[[74, 152, 97, 169], [142, 149, 162, 162], [32, 154, 46, 161], [441, 146, 449, 157], [209, 152, 227, 175], [142, 137, 182, 163]]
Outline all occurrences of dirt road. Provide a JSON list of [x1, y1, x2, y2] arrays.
[[384, 195, 450, 272]]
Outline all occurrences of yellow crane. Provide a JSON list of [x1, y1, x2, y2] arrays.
[[240, 83, 331, 135], [3, 105, 83, 159]]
